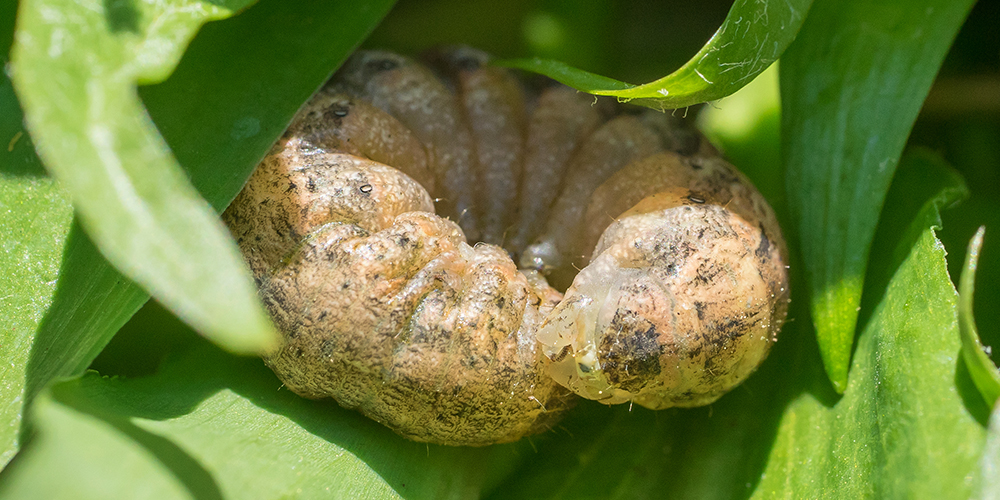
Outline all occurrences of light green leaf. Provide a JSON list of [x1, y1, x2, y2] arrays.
[[0, 311, 525, 500], [498, 0, 812, 109], [11, 0, 278, 354], [780, 0, 976, 392], [960, 226, 1000, 408], [0, 0, 80, 468], [2, 0, 395, 468], [977, 403, 1000, 500]]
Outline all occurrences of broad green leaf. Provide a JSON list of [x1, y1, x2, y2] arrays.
[[780, 0, 976, 392], [11, 0, 278, 354], [3, 0, 395, 468], [498, 0, 812, 109], [484, 148, 983, 500], [960, 227, 1000, 408], [0, 309, 526, 500]]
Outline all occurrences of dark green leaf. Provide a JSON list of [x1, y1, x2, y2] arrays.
[[780, 0, 976, 391], [498, 0, 812, 109], [960, 227, 1000, 408]]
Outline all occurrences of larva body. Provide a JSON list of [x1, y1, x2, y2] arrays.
[[224, 48, 788, 446]]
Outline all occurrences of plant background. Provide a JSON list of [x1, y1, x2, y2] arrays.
[[1, 0, 999, 498]]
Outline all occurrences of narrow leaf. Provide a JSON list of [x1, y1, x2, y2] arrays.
[[11, 0, 278, 354], [498, 0, 812, 109], [780, 0, 976, 392], [960, 226, 1000, 408]]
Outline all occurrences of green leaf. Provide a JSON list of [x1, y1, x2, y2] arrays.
[[0, 312, 526, 500], [482, 143, 983, 500], [11, 0, 278, 354], [498, 0, 812, 109], [780, 0, 976, 392], [960, 226, 1000, 408], [977, 403, 1000, 500], [2, 0, 395, 468]]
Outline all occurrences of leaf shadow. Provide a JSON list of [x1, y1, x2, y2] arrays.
[[76, 302, 523, 499], [102, 0, 141, 34], [20, 219, 149, 454]]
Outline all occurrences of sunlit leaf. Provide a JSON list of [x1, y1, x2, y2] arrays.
[[977, 403, 1000, 500], [499, 0, 812, 109], [780, 0, 976, 391], [11, 0, 278, 354], [960, 227, 1000, 408]]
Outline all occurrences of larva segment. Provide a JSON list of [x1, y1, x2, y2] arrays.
[[286, 92, 436, 193], [227, 146, 575, 446], [425, 47, 529, 248], [509, 86, 609, 257], [580, 152, 787, 265], [328, 50, 481, 240], [520, 115, 665, 290]]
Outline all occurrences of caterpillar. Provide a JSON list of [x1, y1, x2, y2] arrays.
[[223, 47, 789, 446]]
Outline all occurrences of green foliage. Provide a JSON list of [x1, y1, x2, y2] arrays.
[[1, 0, 996, 497], [780, 0, 976, 392], [960, 227, 1000, 408], [498, 0, 812, 109], [11, 0, 278, 357], [0, 0, 394, 471]]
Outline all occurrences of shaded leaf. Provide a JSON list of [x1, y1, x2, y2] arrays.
[[0, 0, 76, 467], [960, 226, 1000, 408], [780, 0, 976, 391], [498, 0, 812, 109]]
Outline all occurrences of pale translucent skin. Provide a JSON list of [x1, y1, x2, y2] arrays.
[[223, 48, 789, 446]]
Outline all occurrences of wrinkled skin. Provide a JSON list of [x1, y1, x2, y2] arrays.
[[223, 47, 789, 446]]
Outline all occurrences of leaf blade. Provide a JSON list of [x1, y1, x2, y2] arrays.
[[11, 0, 278, 355], [1, 324, 526, 500], [498, 0, 812, 109], [780, 0, 976, 391], [960, 226, 1000, 408]]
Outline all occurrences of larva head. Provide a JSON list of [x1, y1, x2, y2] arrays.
[[538, 178, 788, 409]]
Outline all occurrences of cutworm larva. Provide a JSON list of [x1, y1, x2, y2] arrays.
[[223, 47, 789, 446]]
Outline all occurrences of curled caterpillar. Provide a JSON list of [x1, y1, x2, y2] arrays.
[[223, 47, 789, 446]]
